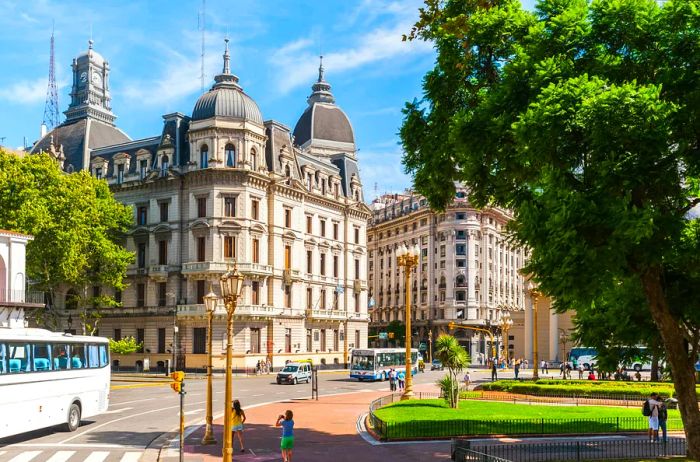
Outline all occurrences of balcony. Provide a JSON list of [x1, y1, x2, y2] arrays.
[[354, 279, 367, 293], [176, 303, 282, 318], [305, 308, 348, 321], [182, 261, 228, 275], [238, 263, 273, 278], [149, 265, 172, 280], [127, 267, 149, 277], [0, 289, 44, 308], [282, 269, 303, 284], [99, 305, 175, 317]]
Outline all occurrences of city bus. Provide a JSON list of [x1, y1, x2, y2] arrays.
[[350, 348, 419, 381], [568, 346, 653, 371], [0, 328, 111, 438]]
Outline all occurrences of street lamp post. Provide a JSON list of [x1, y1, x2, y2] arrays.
[[201, 289, 218, 445], [220, 265, 245, 461], [528, 286, 541, 380], [559, 328, 569, 364], [499, 313, 513, 365], [396, 243, 419, 400], [427, 330, 432, 363]]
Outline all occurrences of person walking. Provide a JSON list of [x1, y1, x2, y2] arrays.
[[266, 358, 272, 374], [658, 399, 668, 443], [491, 360, 498, 381], [644, 392, 662, 442], [463, 371, 471, 390], [578, 364, 584, 379], [514, 360, 520, 379], [397, 369, 406, 391], [276, 410, 295, 462], [388, 368, 397, 392], [231, 399, 247, 453]]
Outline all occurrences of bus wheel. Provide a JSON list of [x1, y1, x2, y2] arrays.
[[65, 403, 81, 432]]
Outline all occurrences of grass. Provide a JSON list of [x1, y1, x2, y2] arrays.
[[372, 399, 684, 439]]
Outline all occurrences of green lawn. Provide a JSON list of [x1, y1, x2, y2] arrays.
[[372, 399, 683, 439]]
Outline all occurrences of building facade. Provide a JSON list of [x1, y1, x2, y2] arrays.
[[367, 189, 527, 363], [34, 41, 371, 371], [0, 230, 44, 328]]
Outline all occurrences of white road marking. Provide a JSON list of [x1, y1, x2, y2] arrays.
[[109, 398, 156, 406], [84, 451, 110, 462], [9, 451, 42, 462], [119, 452, 142, 462], [184, 408, 204, 415], [7, 444, 142, 449], [46, 451, 76, 462], [103, 407, 133, 414], [0, 451, 5, 458]]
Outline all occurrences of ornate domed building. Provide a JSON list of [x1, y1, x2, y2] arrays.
[[39, 40, 371, 372]]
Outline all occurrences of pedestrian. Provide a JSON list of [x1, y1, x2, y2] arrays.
[[644, 392, 662, 442], [658, 399, 668, 443], [514, 360, 520, 379], [388, 368, 397, 392], [231, 399, 246, 453], [543, 360, 549, 375], [578, 364, 584, 380], [491, 360, 498, 381], [524, 359, 529, 370], [256, 360, 261, 375], [266, 358, 272, 374], [560, 362, 565, 377], [397, 369, 405, 391], [276, 409, 295, 462], [463, 371, 471, 390]]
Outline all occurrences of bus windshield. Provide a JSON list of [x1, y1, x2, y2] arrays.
[[351, 355, 374, 371]]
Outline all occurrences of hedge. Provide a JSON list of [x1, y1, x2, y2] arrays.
[[478, 380, 685, 399]]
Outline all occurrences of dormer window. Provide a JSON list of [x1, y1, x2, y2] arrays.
[[161, 155, 169, 176], [321, 178, 326, 195], [250, 148, 257, 171], [200, 144, 209, 169], [225, 143, 236, 167], [139, 159, 148, 180], [117, 164, 124, 184], [95, 167, 102, 179], [285, 165, 291, 185]]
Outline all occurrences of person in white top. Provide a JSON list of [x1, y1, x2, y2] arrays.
[[646, 392, 663, 442]]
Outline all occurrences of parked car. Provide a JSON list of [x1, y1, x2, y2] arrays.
[[431, 359, 444, 371], [276, 362, 312, 385]]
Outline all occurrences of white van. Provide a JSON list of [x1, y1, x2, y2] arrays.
[[276, 362, 312, 385]]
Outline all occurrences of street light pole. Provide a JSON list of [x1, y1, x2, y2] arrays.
[[397, 243, 419, 400], [201, 289, 218, 445], [529, 287, 541, 380], [427, 330, 432, 363], [220, 265, 245, 461], [499, 313, 513, 365]]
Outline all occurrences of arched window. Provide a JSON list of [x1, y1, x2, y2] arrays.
[[65, 289, 78, 310], [456, 274, 466, 287], [285, 165, 291, 184], [250, 148, 257, 171], [161, 155, 169, 176], [225, 143, 236, 167], [200, 144, 209, 169]]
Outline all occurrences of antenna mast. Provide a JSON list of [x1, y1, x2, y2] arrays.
[[42, 23, 60, 132], [199, 0, 206, 91]]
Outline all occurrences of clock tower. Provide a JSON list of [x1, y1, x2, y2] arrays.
[[64, 40, 116, 125]]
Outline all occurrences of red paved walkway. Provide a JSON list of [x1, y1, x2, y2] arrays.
[[173, 384, 451, 462]]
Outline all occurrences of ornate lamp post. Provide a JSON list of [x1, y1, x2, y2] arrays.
[[559, 328, 570, 364], [528, 284, 542, 380], [396, 243, 419, 400], [220, 265, 245, 461], [427, 329, 433, 363], [499, 313, 513, 365], [201, 289, 218, 445]]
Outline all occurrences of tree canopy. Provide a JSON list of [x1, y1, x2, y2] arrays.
[[0, 151, 133, 333], [401, 0, 700, 455]]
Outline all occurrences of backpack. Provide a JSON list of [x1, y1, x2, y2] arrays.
[[642, 399, 652, 416]]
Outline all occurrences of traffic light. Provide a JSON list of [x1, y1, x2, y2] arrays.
[[388, 332, 395, 339], [170, 370, 185, 394], [448, 322, 455, 330]]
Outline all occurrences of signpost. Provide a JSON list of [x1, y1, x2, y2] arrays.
[[170, 371, 186, 462], [379, 332, 388, 340]]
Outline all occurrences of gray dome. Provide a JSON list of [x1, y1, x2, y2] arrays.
[[192, 86, 263, 124], [76, 40, 106, 67], [292, 60, 354, 146], [191, 39, 263, 124]]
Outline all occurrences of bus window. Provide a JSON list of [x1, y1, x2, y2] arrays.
[[71, 344, 87, 369], [54, 344, 70, 370], [32, 343, 53, 371], [0, 343, 5, 375], [87, 344, 100, 368], [8, 343, 30, 373], [99, 344, 109, 368]]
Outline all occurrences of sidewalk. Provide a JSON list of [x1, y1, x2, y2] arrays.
[[164, 383, 452, 462]]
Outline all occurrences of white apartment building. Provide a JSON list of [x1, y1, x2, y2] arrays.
[[368, 188, 527, 361], [32, 41, 370, 371]]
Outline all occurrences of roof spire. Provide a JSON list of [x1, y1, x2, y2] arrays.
[[318, 55, 325, 82], [223, 37, 230, 74]]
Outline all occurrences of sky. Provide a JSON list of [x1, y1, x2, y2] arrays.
[[0, 0, 536, 199]]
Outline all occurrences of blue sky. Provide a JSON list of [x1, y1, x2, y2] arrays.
[[0, 0, 535, 198]]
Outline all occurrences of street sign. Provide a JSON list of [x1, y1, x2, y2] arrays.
[[379, 332, 388, 340], [419, 342, 427, 350]]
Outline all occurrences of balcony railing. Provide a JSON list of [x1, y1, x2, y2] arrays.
[[149, 265, 172, 279], [305, 308, 348, 321], [98, 306, 175, 317], [177, 303, 283, 318], [0, 289, 44, 307], [182, 261, 229, 274], [238, 263, 273, 277]]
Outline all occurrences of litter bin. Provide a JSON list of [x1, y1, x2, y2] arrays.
[[143, 358, 150, 372]]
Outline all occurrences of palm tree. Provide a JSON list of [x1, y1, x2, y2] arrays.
[[434, 334, 469, 408]]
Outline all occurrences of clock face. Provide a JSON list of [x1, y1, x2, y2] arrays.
[[80, 71, 87, 83], [91, 71, 102, 85]]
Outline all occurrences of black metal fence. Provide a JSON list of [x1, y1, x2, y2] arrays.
[[453, 437, 687, 462]]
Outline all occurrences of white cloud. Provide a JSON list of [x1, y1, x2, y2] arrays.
[[270, 11, 432, 94], [358, 148, 412, 199], [0, 77, 47, 104], [19, 12, 38, 24]]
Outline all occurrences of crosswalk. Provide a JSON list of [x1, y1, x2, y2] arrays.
[[0, 449, 142, 462]]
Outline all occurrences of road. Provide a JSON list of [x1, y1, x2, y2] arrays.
[[0, 367, 469, 462]]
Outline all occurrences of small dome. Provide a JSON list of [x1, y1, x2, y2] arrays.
[[191, 38, 263, 125], [292, 58, 354, 147], [76, 40, 106, 67]]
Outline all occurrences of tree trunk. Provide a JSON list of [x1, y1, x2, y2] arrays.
[[651, 352, 660, 382], [640, 268, 700, 459]]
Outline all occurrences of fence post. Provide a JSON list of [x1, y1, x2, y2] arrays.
[[541, 418, 544, 434], [616, 416, 619, 432], [576, 441, 581, 461]]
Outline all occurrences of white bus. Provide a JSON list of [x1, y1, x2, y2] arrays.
[[0, 328, 110, 438], [350, 348, 419, 381]]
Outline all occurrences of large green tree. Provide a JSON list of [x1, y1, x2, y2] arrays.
[[401, 0, 700, 455], [0, 151, 133, 334]]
